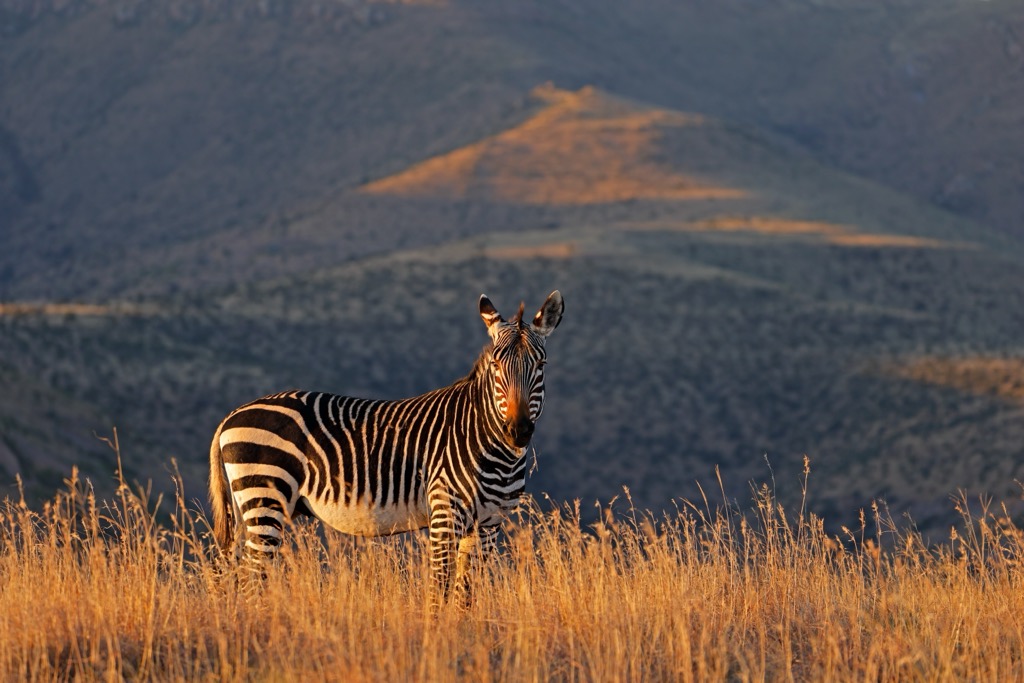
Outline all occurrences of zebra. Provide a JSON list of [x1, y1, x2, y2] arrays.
[[208, 291, 563, 607]]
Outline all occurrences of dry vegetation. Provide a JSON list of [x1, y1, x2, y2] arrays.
[[2, 451, 1023, 682]]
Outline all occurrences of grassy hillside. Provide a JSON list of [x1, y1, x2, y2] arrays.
[[2, 87, 1021, 537], [1, 1, 1023, 537]]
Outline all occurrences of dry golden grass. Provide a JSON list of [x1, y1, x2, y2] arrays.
[[360, 85, 746, 205], [2, 455, 1023, 681]]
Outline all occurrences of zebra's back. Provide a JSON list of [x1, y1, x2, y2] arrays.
[[218, 390, 432, 538]]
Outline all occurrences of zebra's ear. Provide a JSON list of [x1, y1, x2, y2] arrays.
[[479, 295, 504, 330], [532, 290, 563, 337]]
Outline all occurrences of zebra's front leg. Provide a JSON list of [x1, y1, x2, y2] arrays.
[[427, 493, 468, 613], [454, 524, 500, 609]]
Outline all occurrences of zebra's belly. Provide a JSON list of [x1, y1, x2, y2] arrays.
[[302, 496, 429, 537], [475, 496, 520, 528]]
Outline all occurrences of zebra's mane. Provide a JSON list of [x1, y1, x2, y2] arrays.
[[512, 301, 526, 324], [467, 343, 495, 382]]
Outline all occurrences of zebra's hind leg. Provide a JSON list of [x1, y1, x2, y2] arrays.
[[454, 524, 500, 609], [235, 491, 290, 571]]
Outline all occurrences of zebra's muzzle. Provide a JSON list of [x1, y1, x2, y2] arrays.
[[506, 417, 535, 448]]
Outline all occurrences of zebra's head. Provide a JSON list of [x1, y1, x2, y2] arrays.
[[479, 290, 563, 449]]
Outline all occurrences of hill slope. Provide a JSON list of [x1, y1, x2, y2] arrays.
[[2, 84, 1022, 536], [361, 85, 744, 205], [2, 0, 1023, 302]]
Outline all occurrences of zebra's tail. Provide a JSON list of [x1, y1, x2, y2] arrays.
[[208, 419, 234, 553]]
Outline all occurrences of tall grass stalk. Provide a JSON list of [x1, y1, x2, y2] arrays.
[[1, 452, 1022, 681]]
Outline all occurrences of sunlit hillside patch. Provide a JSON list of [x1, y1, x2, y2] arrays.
[[692, 216, 847, 237], [620, 215, 968, 249], [887, 356, 1024, 403], [0, 302, 156, 317], [825, 233, 960, 249], [481, 242, 578, 260], [360, 85, 746, 205]]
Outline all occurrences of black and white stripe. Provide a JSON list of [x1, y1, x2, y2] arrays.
[[209, 291, 563, 606]]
